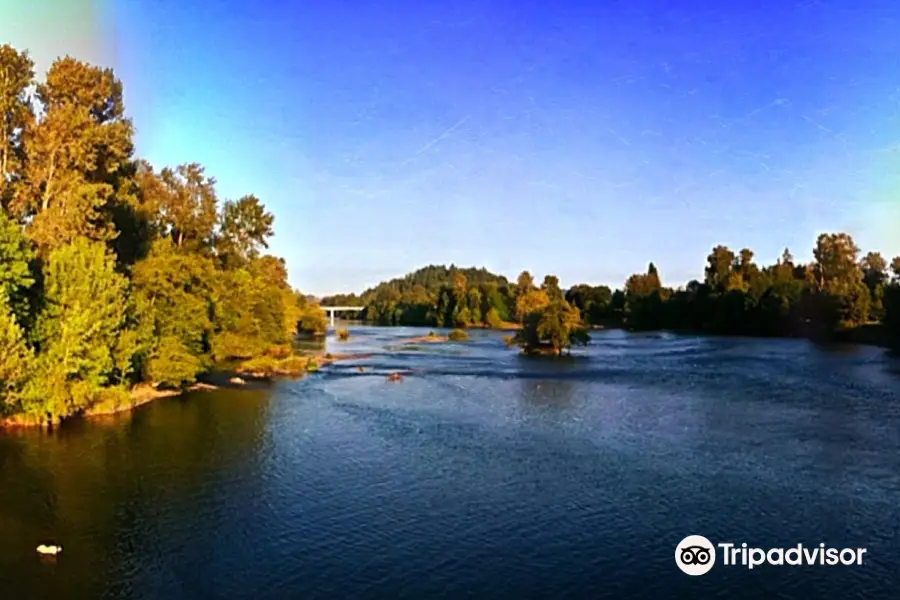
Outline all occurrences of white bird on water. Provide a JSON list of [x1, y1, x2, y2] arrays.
[[37, 544, 62, 556]]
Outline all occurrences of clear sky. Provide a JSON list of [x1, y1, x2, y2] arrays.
[[2, 0, 899, 295]]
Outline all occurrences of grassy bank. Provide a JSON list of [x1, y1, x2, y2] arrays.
[[1, 351, 373, 429]]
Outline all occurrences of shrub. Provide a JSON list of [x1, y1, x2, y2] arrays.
[[88, 387, 133, 415], [336, 328, 350, 341], [264, 345, 292, 358], [279, 356, 308, 374], [448, 329, 468, 341], [144, 336, 204, 388], [237, 355, 280, 376]]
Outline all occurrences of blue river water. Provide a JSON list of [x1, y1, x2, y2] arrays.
[[1, 326, 899, 598]]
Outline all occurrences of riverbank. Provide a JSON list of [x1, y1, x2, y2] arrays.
[[0, 351, 374, 429], [831, 323, 897, 350], [86, 382, 222, 419]]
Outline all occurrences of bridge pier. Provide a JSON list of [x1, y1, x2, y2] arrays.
[[322, 305, 364, 329]]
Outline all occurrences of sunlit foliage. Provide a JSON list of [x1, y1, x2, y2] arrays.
[[0, 44, 323, 423]]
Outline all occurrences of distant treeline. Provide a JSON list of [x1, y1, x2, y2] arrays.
[[322, 235, 900, 348], [0, 45, 326, 424]]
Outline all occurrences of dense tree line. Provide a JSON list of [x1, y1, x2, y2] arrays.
[[621, 235, 900, 344], [325, 233, 900, 351], [0, 45, 325, 423]]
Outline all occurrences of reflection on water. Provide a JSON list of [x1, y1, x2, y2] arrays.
[[1, 327, 899, 599]]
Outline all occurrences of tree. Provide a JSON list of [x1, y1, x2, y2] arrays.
[[480, 282, 510, 324], [705, 246, 735, 290], [514, 300, 590, 356], [515, 270, 535, 297], [217, 194, 274, 267], [0, 45, 35, 211], [130, 237, 216, 382], [541, 274, 563, 302], [158, 163, 218, 250], [0, 290, 33, 412], [484, 307, 504, 328], [0, 210, 34, 325], [812, 233, 861, 290], [22, 238, 131, 420], [566, 284, 612, 325], [17, 56, 134, 251], [515, 288, 550, 323], [297, 294, 327, 337], [466, 286, 482, 325], [860, 251, 888, 321], [810, 233, 869, 330]]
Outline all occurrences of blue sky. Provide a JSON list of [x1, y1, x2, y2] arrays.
[[4, 0, 900, 295]]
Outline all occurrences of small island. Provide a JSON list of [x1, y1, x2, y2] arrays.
[[402, 329, 469, 344], [404, 332, 450, 344]]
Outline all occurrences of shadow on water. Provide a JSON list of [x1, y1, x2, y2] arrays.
[[0, 389, 274, 600]]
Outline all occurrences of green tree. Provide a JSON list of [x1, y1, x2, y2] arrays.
[[0, 44, 35, 211], [0, 210, 34, 324], [217, 194, 274, 267], [0, 290, 33, 412], [860, 251, 888, 321], [297, 294, 327, 336], [515, 270, 534, 298], [466, 286, 482, 325], [158, 163, 218, 250], [810, 233, 869, 330], [515, 287, 550, 323], [22, 238, 131, 420], [17, 56, 133, 251], [566, 284, 612, 325], [514, 300, 590, 356], [705, 245, 735, 290], [130, 238, 216, 384], [541, 274, 563, 302]]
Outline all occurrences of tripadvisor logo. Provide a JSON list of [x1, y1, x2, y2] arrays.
[[675, 535, 867, 576], [676, 535, 716, 575]]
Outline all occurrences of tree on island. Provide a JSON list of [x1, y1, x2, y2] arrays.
[[513, 298, 590, 356]]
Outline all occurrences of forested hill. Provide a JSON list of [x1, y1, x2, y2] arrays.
[[321, 265, 512, 307], [320, 265, 518, 327]]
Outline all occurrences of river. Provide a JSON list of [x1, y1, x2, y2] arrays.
[[1, 327, 899, 598]]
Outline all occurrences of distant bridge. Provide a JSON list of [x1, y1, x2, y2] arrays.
[[321, 305, 364, 328]]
